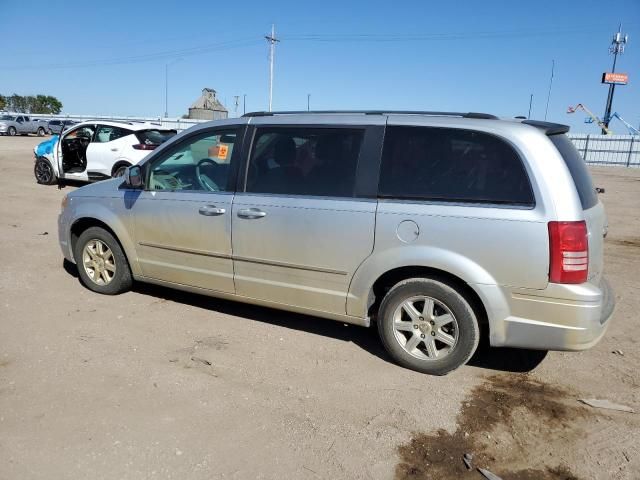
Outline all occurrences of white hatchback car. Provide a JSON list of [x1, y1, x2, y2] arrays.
[[33, 120, 176, 185]]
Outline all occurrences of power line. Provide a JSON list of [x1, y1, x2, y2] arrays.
[[280, 25, 639, 42], [1, 37, 262, 70]]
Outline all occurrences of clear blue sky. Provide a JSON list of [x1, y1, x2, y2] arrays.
[[1, 0, 638, 133]]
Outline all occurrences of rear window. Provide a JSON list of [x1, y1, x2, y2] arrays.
[[379, 126, 534, 206], [549, 134, 598, 210], [136, 129, 177, 146]]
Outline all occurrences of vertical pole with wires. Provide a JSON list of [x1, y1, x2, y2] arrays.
[[265, 24, 279, 112]]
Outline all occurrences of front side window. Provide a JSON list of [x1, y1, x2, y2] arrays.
[[379, 126, 534, 206], [245, 128, 364, 197], [94, 125, 132, 143], [148, 129, 238, 192], [65, 126, 95, 140]]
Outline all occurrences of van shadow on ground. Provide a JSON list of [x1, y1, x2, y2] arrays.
[[63, 260, 547, 374]]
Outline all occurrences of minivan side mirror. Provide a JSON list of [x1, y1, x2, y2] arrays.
[[124, 165, 144, 189]]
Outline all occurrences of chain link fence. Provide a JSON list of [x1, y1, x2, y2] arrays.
[[568, 134, 639, 168]]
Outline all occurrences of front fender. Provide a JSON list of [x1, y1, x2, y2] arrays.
[[346, 245, 500, 318], [66, 200, 141, 276]]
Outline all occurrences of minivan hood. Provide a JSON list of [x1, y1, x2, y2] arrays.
[[69, 177, 123, 198]]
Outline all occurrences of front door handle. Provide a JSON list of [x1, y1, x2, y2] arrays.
[[110, 148, 119, 152], [237, 208, 267, 219], [199, 205, 226, 216]]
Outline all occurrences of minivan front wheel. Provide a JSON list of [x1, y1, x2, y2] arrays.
[[377, 278, 480, 375], [74, 227, 132, 295]]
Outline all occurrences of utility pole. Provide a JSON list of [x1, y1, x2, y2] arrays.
[[265, 24, 279, 112], [528, 94, 533, 119], [544, 60, 554, 121], [243, 94, 246, 115], [307, 93, 310, 111], [602, 25, 628, 133]]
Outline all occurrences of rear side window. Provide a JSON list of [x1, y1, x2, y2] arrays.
[[94, 125, 133, 143], [245, 128, 364, 197], [549, 134, 598, 210], [379, 126, 534, 206], [136, 129, 177, 146]]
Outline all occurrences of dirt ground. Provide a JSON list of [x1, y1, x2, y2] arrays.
[[0, 136, 638, 480]]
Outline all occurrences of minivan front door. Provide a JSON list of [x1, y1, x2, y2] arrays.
[[232, 124, 382, 315], [131, 127, 243, 293]]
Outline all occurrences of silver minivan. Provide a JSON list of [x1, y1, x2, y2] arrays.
[[57, 111, 615, 375]]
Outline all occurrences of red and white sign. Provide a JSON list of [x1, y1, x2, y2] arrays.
[[602, 72, 628, 84]]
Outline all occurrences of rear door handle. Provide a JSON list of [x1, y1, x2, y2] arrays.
[[198, 205, 226, 216], [237, 208, 267, 219], [110, 148, 119, 152]]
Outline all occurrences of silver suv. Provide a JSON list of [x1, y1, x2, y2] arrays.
[[57, 111, 615, 375]]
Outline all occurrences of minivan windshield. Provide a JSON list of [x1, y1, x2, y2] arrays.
[[549, 134, 598, 210]]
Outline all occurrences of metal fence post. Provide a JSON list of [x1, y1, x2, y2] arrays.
[[583, 134, 590, 162], [626, 136, 635, 167]]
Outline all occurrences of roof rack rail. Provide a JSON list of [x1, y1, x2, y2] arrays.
[[242, 110, 498, 119]]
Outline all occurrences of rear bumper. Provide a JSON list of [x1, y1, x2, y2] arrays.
[[488, 277, 615, 351]]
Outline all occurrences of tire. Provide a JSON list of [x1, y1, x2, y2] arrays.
[[34, 157, 57, 185], [74, 227, 132, 295], [7, 126, 16, 136], [111, 163, 130, 178], [377, 277, 480, 375], [37, 127, 45, 136]]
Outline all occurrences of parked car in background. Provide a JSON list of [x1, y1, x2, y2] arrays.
[[34, 120, 176, 185], [0, 114, 48, 136], [48, 119, 79, 135], [32, 118, 52, 134], [56, 111, 615, 375]]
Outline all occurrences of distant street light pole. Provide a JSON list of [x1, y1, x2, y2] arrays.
[[243, 94, 247, 115], [307, 93, 310, 111], [544, 60, 554, 121], [164, 64, 168, 118], [528, 94, 533, 119], [164, 58, 183, 118]]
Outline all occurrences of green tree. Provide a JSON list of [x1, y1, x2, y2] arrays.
[[0, 93, 63, 114]]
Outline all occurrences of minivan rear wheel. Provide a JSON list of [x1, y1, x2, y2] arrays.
[[377, 278, 480, 375], [74, 227, 132, 295]]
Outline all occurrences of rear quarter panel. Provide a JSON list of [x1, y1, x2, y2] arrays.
[[347, 119, 568, 319]]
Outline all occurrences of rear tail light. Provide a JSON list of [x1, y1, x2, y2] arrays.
[[132, 144, 157, 150], [548, 221, 589, 284]]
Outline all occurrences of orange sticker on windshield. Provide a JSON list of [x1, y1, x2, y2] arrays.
[[216, 144, 229, 160]]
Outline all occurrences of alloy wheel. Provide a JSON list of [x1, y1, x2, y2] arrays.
[[82, 239, 116, 286], [392, 295, 459, 360], [35, 160, 53, 184]]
